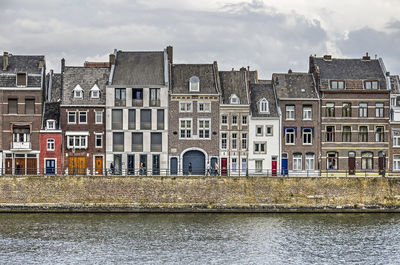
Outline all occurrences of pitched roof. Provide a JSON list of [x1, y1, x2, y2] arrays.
[[112, 51, 165, 86], [390, 75, 400, 92], [219, 70, 252, 104], [46, 72, 62, 102], [250, 82, 279, 118], [272, 72, 318, 99], [62, 66, 109, 105], [171, 64, 219, 94], [42, 102, 60, 129], [0, 54, 44, 74]]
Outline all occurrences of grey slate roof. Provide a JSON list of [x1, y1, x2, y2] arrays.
[[390, 75, 400, 92], [112, 51, 165, 86], [62, 66, 109, 105], [46, 72, 62, 102], [43, 102, 60, 129], [0, 55, 44, 74], [272, 72, 318, 99], [250, 82, 279, 118], [219, 70, 252, 104], [171, 64, 219, 94], [311, 57, 387, 89]]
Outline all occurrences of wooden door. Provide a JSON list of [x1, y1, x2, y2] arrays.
[[5, 159, 12, 175], [348, 152, 355, 175], [77, 157, 87, 175], [221, 158, 227, 176], [26, 158, 37, 175], [95, 156, 103, 175], [379, 156, 385, 175], [15, 158, 25, 175]]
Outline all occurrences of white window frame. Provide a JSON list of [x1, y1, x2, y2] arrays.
[[241, 158, 247, 173], [255, 160, 263, 173], [198, 102, 211, 113], [303, 128, 313, 145], [254, 142, 266, 154], [256, 125, 263, 136], [231, 158, 237, 172], [394, 155, 400, 171], [95, 111, 103, 124], [241, 133, 247, 150], [394, 133, 400, 147], [221, 115, 227, 124], [68, 111, 76, 124], [285, 128, 295, 145], [221, 132, 228, 150], [293, 154, 302, 170], [179, 101, 192, 113], [266, 125, 273, 136], [303, 106, 312, 120], [286, 105, 295, 120], [179, 118, 192, 139], [259, 98, 269, 113], [242, 115, 247, 125], [305, 153, 315, 170], [230, 94, 240, 104], [189, 76, 200, 92], [47, 138, 55, 151], [95, 133, 103, 148], [232, 115, 238, 125], [198, 118, 211, 139], [231, 133, 237, 150], [47, 120, 55, 130], [67, 135, 88, 149], [79, 111, 87, 124], [73, 84, 83, 99], [90, 84, 100, 99]]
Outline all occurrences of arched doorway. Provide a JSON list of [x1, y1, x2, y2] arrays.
[[182, 150, 205, 175]]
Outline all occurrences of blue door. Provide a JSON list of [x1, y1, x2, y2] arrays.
[[170, 157, 178, 175], [281, 154, 288, 176], [183, 150, 205, 175], [46, 159, 55, 175]]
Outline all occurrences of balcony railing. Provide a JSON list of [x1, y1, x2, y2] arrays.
[[149, 99, 160, 107], [11, 141, 31, 150], [132, 99, 143, 107]]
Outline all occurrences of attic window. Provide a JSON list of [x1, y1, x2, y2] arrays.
[[259, 98, 269, 113], [230, 94, 240, 104], [90, 84, 100, 98], [73, 84, 83, 99], [17, 73, 27, 87], [331, 80, 345, 89], [189, 76, 200, 92], [365, 80, 378, 89], [47, 120, 55, 130]]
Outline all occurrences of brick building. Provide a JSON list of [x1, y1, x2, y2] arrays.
[[389, 75, 400, 173]]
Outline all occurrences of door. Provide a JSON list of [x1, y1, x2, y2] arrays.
[[15, 158, 25, 175], [221, 158, 227, 176], [170, 157, 178, 175], [183, 150, 205, 175], [271, 156, 277, 176], [378, 151, 385, 175], [127, 155, 134, 175], [68, 156, 87, 175], [281, 153, 288, 176], [46, 159, 56, 175], [348, 152, 355, 175], [152, 155, 160, 175], [139, 155, 147, 175], [95, 156, 103, 175], [27, 158, 37, 175], [5, 159, 12, 175], [210, 157, 218, 176], [114, 154, 122, 175]]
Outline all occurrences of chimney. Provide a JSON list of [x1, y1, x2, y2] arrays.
[[231, 68, 234, 71], [109, 53, 115, 67], [240, 66, 246, 71], [166, 46, 173, 64], [362, 52, 370, 61], [386, 71, 391, 77], [247, 66, 250, 71], [61, 58, 65, 73], [288, 69, 293, 74], [323, 54, 332, 61], [39, 59, 45, 68], [3, 52, 8, 71]]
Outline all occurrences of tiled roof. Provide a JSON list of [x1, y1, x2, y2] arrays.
[[43, 102, 60, 129], [250, 82, 279, 118], [219, 70, 254, 104], [112, 51, 165, 86], [273, 72, 318, 99], [171, 64, 219, 94], [390, 75, 400, 92], [46, 72, 62, 102], [0, 54, 44, 74]]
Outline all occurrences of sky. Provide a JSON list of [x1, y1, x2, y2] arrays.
[[1, 0, 400, 79]]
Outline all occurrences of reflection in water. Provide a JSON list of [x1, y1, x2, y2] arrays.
[[0, 214, 399, 264]]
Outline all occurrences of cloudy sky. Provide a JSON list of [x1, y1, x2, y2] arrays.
[[1, 0, 400, 78]]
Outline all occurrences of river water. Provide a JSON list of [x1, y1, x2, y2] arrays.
[[0, 213, 399, 264]]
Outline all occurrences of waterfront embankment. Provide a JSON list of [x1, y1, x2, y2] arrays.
[[0, 176, 400, 212]]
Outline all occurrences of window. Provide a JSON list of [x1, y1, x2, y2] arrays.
[[180, 102, 192, 112], [266, 126, 273, 136], [112, 109, 122, 130], [73, 84, 83, 99], [221, 115, 227, 124], [95, 111, 103, 124], [47, 120, 55, 129], [326, 103, 335, 117], [254, 142, 266, 154], [198, 119, 210, 139], [221, 133, 227, 149], [303, 128, 312, 144], [394, 131, 400, 147], [305, 153, 315, 170], [259, 99, 269, 113], [8, 99, 17, 114], [326, 126, 335, 142], [285, 128, 295, 144], [151, 133, 162, 152], [256, 126, 263, 136], [132, 133, 143, 152], [394, 155, 400, 171], [242, 115, 247, 125], [79, 111, 87, 124], [230, 94, 240, 104], [90, 84, 100, 99], [232, 115, 238, 125], [128, 109, 135, 130], [157, 109, 164, 130], [17, 73, 27, 87], [331, 80, 344, 89], [342, 126, 351, 142], [359, 103, 368, 117], [25, 99, 35, 114], [241, 158, 247, 173], [255, 160, 263, 173], [365, 80, 378, 89], [180, 119, 192, 138], [67, 135, 88, 149], [327, 152, 338, 169], [68, 111, 76, 124], [149, 88, 160, 107], [198, 102, 211, 112], [286, 105, 295, 120], [47, 139, 55, 151], [95, 134, 103, 148], [231, 158, 237, 172], [113, 132, 124, 152], [140, 109, 151, 130], [342, 103, 351, 117], [189, 76, 200, 92], [375, 126, 384, 142], [241, 133, 247, 150], [376, 103, 384, 117], [361, 152, 373, 170], [132, 88, 143, 106], [293, 153, 302, 170], [231, 133, 237, 150], [359, 126, 368, 142], [115, 88, 126, 106], [303, 106, 312, 120], [391, 97, 396, 107]]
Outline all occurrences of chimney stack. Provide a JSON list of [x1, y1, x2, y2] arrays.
[[288, 68, 293, 74], [3, 52, 9, 71], [109, 53, 115, 67], [362, 52, 370, 61], [61, 58, 65, 73], [323, 54, 332, 61], [240, 66, 246, 71], [166, 46, 173, 64]]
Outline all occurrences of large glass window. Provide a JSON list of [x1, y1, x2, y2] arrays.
[[140, 109, 151, 130], [113, 132, 124, 152], [198, 119, 210, 139], [180, 119, 192, 138], [95, 111, 103, 124], [198, 102, 211, 112], [67, 135, 88, 149], [305, 153, 315, 170], [342, 126, 351, 142], [112, 109, 123, 130], [361, 152, 373, 170], [151, 133, 162, 152], [254, 142, 266, 154], [128, 109, 135, 130], [132, 133, 143, 152], [179, 102, 192, 112], [157, 109, 164, 130], [115, 88, 126, 106], [149, 88, 160, 107], [293, 153, 302, 170]]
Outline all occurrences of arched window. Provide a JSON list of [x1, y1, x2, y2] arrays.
[[189, 76, 200, 92], [230, 94, 240, 104], [73, 84, 83, 99], [259, 98, 269, 113], [361, 152, 373, 170], [90, 84, 100, 99]]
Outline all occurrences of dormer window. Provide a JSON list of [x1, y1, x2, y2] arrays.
[[365, 80, 378, 89], [17, 73, 27, 87], [90, 84, 100, 98], [47, 120, 55, 130], [189, 76, 200, 92], [259, 98, 269, 113], [331, 80, 345, 89], [230, 94, 240, 104], [73, 84, 83, 99]]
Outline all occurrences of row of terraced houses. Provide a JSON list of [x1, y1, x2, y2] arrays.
[[1, 47, 399, 176]]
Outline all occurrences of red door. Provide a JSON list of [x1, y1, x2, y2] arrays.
[[272, 158, 277, 176], [221, 158, 227, 176]]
